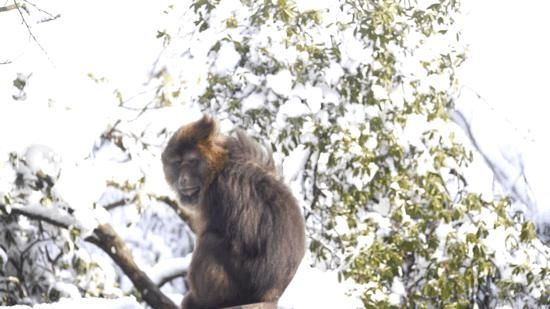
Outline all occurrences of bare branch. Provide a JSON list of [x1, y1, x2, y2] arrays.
[[21, 0, 56, 18], [450, 109, 534, 207], [13, 0, 52, 62], [103, 196, 137, 211]]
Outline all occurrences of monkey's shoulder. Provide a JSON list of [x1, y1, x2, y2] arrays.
[[224, 132, 276, 173]]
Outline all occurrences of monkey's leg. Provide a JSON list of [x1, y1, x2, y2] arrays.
[[188, 232, 238, 309], [181, 292, 201, 309]]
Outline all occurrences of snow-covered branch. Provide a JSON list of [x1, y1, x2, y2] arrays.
[[0, 204, 178, 309], [0, 4, 17, 13], [86, 224, 179, 309], [1, 204, 78, 229]]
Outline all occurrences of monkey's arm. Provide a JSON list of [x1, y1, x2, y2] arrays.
[[153, 195, 203, 234]]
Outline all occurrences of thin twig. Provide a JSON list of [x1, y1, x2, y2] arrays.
[[450, 109, 533, 207], [21, 0, 54, 17], [13, 0, 52, 62], [37, 14, 60, 24], [103, 197, 136, 210]]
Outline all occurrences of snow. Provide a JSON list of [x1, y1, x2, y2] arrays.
[[294, 0, 331, 13], [293, 84, 323, 113], [213, 41, 241, 75], [270, 44, 300, 65], [371, 84, 388, 100], [388, 277, 405, 305], [323, 62, 344, 86], [0, 246, 7, 269], [54, 162, 105, 211], [276, 98, 309, 126], [266, 69, 293, 96], [146, 255, 192, 285], [50, 282, 81, 300], [340, 28, 373, 71], [8, 204, 78, 228], [371, 197, 390, 217], [333, 216, 350, 235], [282, 145, 310, 182], [241, 92, 265, 111], [279, 256, 363, 309], [23, 145, 62, 177], [7, 297, 141, 309]]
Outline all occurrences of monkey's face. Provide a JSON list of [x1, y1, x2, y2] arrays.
[[162, 148, 209, 206]]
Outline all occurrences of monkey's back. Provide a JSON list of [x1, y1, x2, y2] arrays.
[[202, 133, 305, 303]]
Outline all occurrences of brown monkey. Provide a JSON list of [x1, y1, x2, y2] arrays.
[[161, 115, 305, 309]]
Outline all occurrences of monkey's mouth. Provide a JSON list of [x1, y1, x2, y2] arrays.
[[179, 186, 200, 197]]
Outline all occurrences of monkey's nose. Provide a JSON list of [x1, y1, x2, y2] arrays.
[[178, 175, 189, 188]]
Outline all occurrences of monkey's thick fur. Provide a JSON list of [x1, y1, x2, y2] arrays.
[[162, 115, 305, 309]]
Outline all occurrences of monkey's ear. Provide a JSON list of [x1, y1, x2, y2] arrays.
[[195, 114, 217, 141], [176, 114, 218, 144], [195, 114, 227, 172]]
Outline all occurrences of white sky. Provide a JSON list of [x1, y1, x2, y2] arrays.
[[460, 0, 550, 218], [0, 1, 168, 161], [461, 0, 550, 139]]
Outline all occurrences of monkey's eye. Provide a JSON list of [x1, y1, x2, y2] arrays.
[[181, 158, 199, 167], [166, 157, 181, 165], [180, 150, 201, 166]]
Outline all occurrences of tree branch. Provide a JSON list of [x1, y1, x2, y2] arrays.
[[2, 204, 77, 229], [21, 0, 60, 24], [86, 224, 178, 309], [450, 108, 534, 207], [0, 4, 17, 12], [13, 0, 51, 62], [102, 196, 137, 211]]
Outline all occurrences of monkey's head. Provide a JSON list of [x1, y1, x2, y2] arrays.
[[161, 115, 227, 206]]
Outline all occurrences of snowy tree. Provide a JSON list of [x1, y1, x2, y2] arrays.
[[1, 0, 549, 308]]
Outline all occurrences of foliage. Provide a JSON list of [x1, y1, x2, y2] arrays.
[[152, 0, 550, 307]]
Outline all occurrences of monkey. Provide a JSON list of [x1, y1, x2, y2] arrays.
[[161, 115, 306, 309]]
